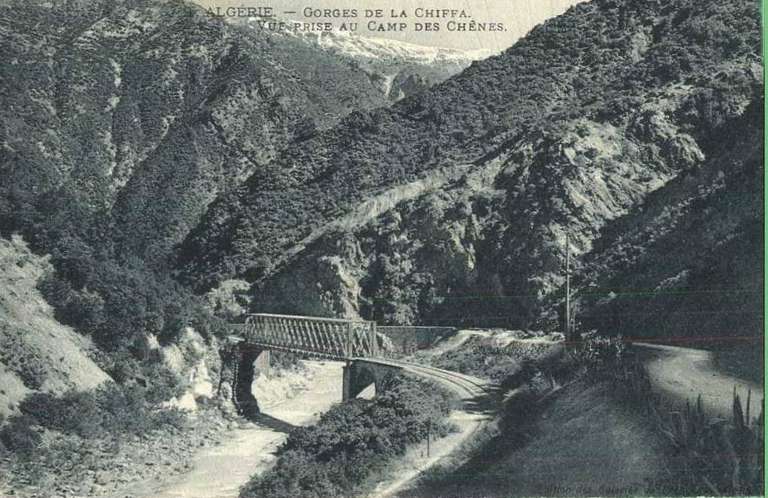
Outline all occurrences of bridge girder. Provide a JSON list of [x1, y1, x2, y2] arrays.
[[240, 313, 379, 360], [226, 313, 398, 414]]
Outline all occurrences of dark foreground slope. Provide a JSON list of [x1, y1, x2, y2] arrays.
[[180, 0, 762, 346]]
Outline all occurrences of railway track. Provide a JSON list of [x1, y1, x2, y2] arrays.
[[357, 357, 488, 400]]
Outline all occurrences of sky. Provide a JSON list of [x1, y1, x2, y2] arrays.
[[192, 0, 582, 52]]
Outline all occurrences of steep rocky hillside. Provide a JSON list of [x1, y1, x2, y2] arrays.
[[0, 236, 110, 420], [181, 0, 762, 344], [0, 0, 400, 365], [0, 0, 760, 384], [576, 99, 763, 345], [0, 0, 388, 262]]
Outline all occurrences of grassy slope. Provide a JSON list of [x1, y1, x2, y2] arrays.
[[494, 381, 664, 496], [403, 380, 665, 498]]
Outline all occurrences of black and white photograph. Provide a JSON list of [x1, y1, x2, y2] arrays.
[[0, 0, 763, 496]]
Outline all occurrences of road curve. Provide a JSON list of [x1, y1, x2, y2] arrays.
[[634, 342, 764, 419]]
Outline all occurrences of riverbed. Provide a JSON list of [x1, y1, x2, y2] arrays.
[[113, 361, 343, 498]]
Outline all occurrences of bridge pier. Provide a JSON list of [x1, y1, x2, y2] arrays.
[[342, 360, 401, 401], [233, 345, 270, 417]]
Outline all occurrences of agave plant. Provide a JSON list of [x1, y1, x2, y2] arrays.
[[655, 390, 764, 496], [727, 389, 764, 494]]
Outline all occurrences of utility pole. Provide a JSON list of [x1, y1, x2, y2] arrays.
[[565, 232, 571, 343], [427, 420, 431, 458]]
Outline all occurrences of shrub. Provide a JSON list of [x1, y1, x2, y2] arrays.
[[0, 334, 48, 391], [13, 383, 186, 447], [240, 375, 456, 498], [142, 363, 185, 405], [12, 357, 46, 391], [99, 348, 142, 384], [95, 384, 185, 436], [568, 332, 628, 379], [0, 415, 41, 457], [19, 391, 102, 438]]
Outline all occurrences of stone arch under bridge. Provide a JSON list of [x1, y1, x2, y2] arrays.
[[342, 359, 403, 401], [230, 344, 271, 417]]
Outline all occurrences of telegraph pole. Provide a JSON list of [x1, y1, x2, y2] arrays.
[[565, 232, 571, 343], [427, 420, 431, 458]]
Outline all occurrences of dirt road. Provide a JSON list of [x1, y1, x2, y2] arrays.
[[370, 407, 490, 498], [114, 361, 343, 498], [634, 342, 764, 419]]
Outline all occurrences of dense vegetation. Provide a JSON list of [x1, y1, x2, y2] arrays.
[[35, 228, 225, 352], [0, 382, 184, 455], [0, 0, 760, 362], [240, 375, 456, 498], [0, 0, 388, 373], [180, 0, 760, 278]]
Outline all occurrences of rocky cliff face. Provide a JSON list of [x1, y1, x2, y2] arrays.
[[576, 98, 763, 343], [183, 0, 762, 344]]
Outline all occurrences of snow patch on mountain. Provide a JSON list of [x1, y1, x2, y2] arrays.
[[241, 17, 493, 63], [237, 17, 491, 101], [298, 30, 494, 64]]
